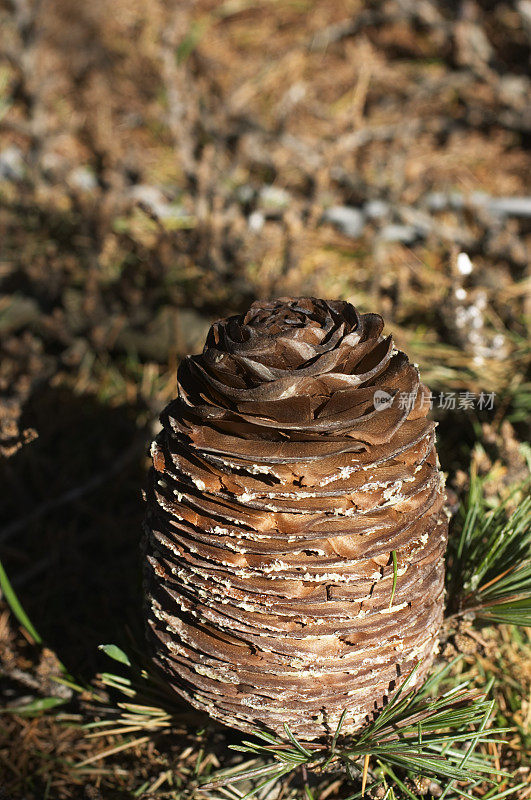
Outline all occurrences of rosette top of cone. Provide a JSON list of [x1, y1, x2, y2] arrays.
[[176, 297, 425, 447], [145, 297, 448, 741], [204, 297, 367, 369]]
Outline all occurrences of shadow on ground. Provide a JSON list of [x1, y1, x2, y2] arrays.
[[0, 385, 151, 679]]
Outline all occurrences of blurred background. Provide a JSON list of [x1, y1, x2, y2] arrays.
[[0, 0, 529, 794]]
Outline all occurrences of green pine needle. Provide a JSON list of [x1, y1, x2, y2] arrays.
[[446, 462, 531, 626], [0, 557, 42, 644], [201, 661, 509, 796]]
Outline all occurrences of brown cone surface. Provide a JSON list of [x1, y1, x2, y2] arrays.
[[143, 297, 448, 740]]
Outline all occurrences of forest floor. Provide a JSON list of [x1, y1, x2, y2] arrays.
[[0, 0, 529, 797]]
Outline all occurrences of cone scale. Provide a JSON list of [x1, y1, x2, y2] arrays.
[[144, 297, 448, 740]]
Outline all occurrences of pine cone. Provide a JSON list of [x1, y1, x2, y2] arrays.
[[144, 297, 448, 740]]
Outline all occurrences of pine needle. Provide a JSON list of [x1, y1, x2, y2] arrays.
[[361, 753, 370, 796], [202, 661, 509, 796], [0, 558, 42, 644], [446, 463, 531, 626], [75, 736, 150, 767]]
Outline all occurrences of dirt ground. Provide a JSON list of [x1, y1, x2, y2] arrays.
[[0, 0, 529, 797]]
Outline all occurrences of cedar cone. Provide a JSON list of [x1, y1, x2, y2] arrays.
[[144, 297, 448, 740]]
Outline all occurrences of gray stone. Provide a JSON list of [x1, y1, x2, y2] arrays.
[[248, 210, 265, 232], [424, 191, 465, 211], [0, 146, 24, 181], [487, 197, 531, 218], [236, 184, 255, 204], [518, 0, 531, 30], [379, 224, 417, 243], [424, 192, 448, 211], [258, 185, 291, 211], [68, 166, 98, 191], [129, 184, 192, 223], [0, 295, 40, 334], [365, 199, 390, 219], [114, 307, 211, 361], [322, 205, 365, 238]]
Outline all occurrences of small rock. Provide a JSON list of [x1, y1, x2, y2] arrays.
[[456, 252, 473, 275], [157, 204, 192, 223], [129, 184, 191, 223], [258, 185, 290, 212], [398, 206, 432, 236], [177, 308, 212, 354], [499, 75, 530, 109], [424, 192, 447, 211], [248, 210, 265, 232], [487, 196, 531, 218], [322, 205, 365, 238], [236, 184, 255, 204], [365, 199, 389, 219], [518, 0, 531, 31], [0, 146, 24, 181], [379, 224, 417, 243], [40, 151, 66, 178], [469, 191, 490, 207], [68, 165, 98, 192], [114, 307, 211, 361], [0, 295, 40, 334], [129, 184, 166, 212], [424, 191, 464, 211]]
